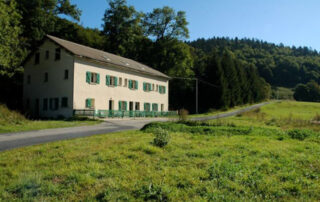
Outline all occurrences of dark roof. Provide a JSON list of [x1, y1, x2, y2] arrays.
[[46, 35, 169, 79]]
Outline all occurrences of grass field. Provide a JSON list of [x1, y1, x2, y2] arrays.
[[271, 87, 294, 100], [0, 105, 101, 133], [223, 101, 320, 130], [1, 101, 320, 201]]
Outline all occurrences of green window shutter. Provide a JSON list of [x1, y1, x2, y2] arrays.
[[118, 101, 122, 111], [135, 80, 138, 89], [114, 77, 118, 86], [97, 73, 100, 84], [124, 101, 127, 111], [86, 99, 89, 107], [86, 99, 92, 108], [148, 83, 151, 91], [106, 75, 110, 86], [144, 103, 146, 111], [86, 72, 91, 83], [143, 82, 146, 91], [128, 80, 132, 89], [164, 86, 166, 94]]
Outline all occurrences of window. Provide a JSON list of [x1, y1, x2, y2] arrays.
[[86, 72, 100, 84], [119, 77, 122, 86], [128, 80, 138, 90], [152, 103, 158, 111], [159, 85, 166, 94], [55, 48, 61, 60], [61, 97, 68, 108], [152, 84, 155, 91], [35, 52, 40, 65], [64, 69, 69, 80], [118, 101, 127, 111], [156, 85, 159, 91], [124, 79, 127, 87], [161, 104, 164, 111], [144, 103, 151, 112], [106, 75, 117, 86], [135, 102, 140, 111], [143, 82, 152, 92], [43, 98, 48, 111], [86, 98, 95, 109], [27, 75, 31, 84], [44, 72, 48, 82], [50, 98, 59, 110], [45, 50, 49, 60]]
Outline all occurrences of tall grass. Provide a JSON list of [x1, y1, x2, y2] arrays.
[[0, 104, 27, 125]]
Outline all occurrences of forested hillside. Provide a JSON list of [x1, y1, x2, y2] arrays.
[[189, 37, 320, 88]]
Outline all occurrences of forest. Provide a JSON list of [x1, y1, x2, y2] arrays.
[[1, 0, 318, 114]]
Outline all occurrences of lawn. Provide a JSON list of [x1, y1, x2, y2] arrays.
[[1, 101, 320, 201], [0, 105, 101, 133], [222, 101, 320, 130]]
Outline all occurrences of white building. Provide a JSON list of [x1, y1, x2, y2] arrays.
[[23, 35, 170, 118]]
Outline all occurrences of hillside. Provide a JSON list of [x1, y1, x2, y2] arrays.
[[189, 37, 320, 88]]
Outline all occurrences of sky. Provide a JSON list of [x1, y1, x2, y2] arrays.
[[69, 0, 320, 50]]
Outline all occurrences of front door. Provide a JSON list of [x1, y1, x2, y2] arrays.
[[109, 100, 113, 110], [129, 101, 134, 111]]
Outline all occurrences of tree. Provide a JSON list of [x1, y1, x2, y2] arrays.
[[0, 0, 25, 76], [52, 18, 105, 50], [16, 0, 81, 48], [294, 81, 320, 102], [143, 6, 189, 41], [102, 0, 143, 57]]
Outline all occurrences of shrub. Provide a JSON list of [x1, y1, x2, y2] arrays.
[[153, 128, 170, 147], [313, 113, 320, 121], [178, 109, 189, 121], [287, 129, 309, 140], [134, 183, 169, 201]]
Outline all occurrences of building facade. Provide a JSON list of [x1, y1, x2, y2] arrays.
[[23, 35, 170, 118]]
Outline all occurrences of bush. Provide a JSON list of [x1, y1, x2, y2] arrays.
[[313, 113, 320, 121], [134, 183, 169, 201], [153, 128, 170, 147], [287, 129, 309, 140], [178, 109, 189, 121]]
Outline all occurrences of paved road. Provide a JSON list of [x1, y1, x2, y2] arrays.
[[0, 102, 271, 151]]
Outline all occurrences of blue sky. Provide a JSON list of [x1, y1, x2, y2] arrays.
[[70, 0, 320, 50]]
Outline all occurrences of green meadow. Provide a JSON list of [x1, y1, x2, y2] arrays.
[[1, 101, 320, 201]]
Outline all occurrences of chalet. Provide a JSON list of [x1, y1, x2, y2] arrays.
[[23, 35, 170, 118]]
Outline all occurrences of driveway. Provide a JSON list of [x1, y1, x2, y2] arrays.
[[0, 102, 271, 151]]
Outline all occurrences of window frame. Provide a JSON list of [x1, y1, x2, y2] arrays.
[[35, 52, 40, 65], [119, 77, 122, 86], [27, 75, 31, 84], [64, 69, 69, 80], [135, 102, 140, 111], [45, 50, 49, 60], [61, 97, 68, 108], [55, 48, 61, 61], [43, 98, 48, 111], [44, 72, 48, 83]]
